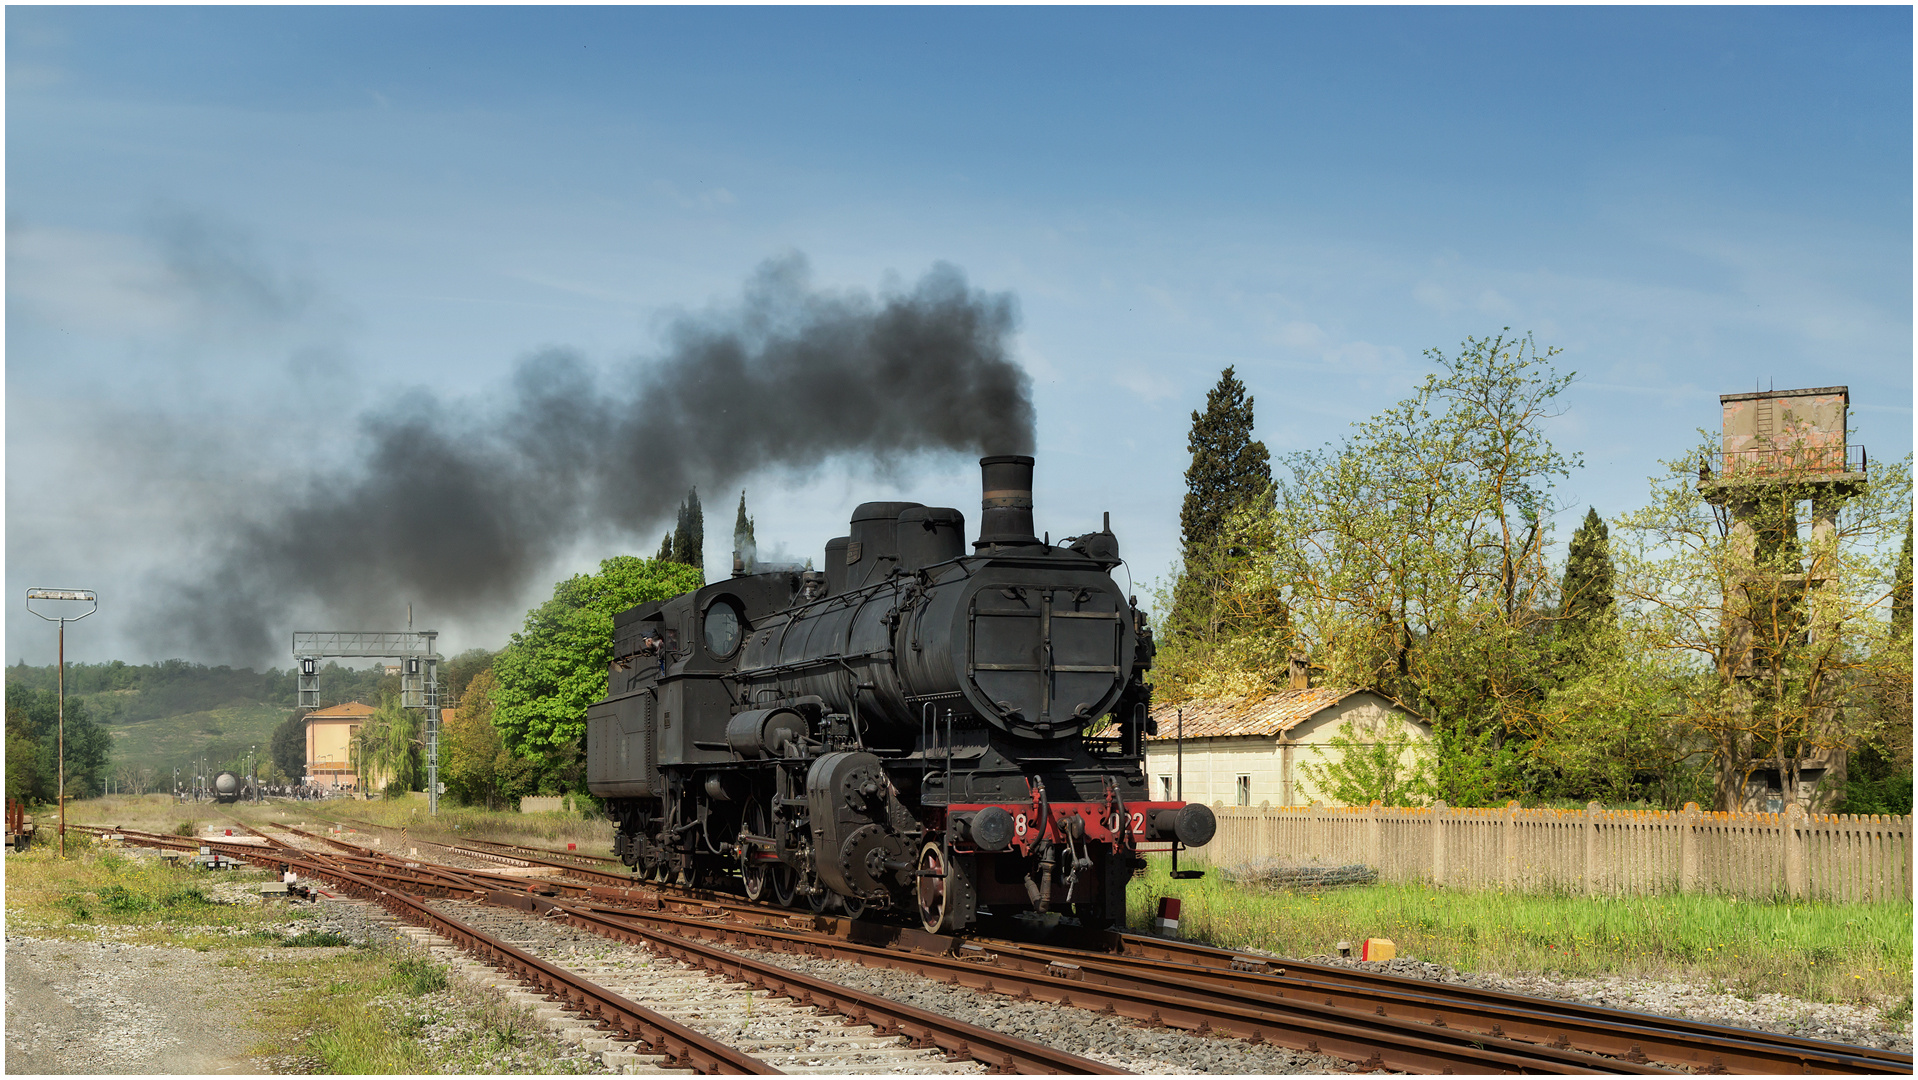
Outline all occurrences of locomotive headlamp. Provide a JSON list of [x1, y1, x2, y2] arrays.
[[962, 807, 1016, 851], [1153, 803, 1219, 847]]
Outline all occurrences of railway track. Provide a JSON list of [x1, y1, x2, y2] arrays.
[[78, 819, 1913, 1074], [320, 825, 1918, 1074], [75, 822, 1115, 1075]]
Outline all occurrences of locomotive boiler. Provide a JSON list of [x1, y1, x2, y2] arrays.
[[587, 455, 1215, 933]]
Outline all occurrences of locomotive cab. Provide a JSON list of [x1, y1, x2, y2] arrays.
[[589, 455, 1215, 932]]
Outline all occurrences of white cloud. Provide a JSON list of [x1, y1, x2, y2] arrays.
[[1273, 320, 1328, 349], [1319, 339, 1403, 374], [1413, 280, 1458, 314], [1112, 367, 1180, 405], [1476, 288, 1515, 316]]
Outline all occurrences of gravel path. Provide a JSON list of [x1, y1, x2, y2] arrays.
[[4, 935, 271, 1075]]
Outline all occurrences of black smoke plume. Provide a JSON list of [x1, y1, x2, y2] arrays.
[[143, 255, 1031, 662]]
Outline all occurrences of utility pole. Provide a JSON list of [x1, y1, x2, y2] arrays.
[[26, 589, 96, 858]]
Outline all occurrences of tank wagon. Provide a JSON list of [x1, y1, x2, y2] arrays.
[[588, 455, 1215, 933], [212, 771, 245, 804]]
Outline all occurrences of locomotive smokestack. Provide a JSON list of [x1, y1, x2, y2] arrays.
[[976, 455, 1040, 547]]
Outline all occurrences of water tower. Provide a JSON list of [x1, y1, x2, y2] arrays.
[[1699, 385, 1868, 810]]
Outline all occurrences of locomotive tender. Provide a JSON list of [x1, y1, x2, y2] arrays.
[[587, 455, 1215, 933]]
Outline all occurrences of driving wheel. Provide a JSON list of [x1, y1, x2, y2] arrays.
[[740, 805, 770, 902], [916, 842, 977, 934], [805, 882, 832, 914], [771, 864, 797, 907]]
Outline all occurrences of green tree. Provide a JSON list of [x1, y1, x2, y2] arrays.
[[1269, 332, 1576, 804], [1521, 622, 1709, 806], [1156, 369, 1287, 701], [1839, 515, 1912, 813], [268, 709, 306, 780], [440, 669, 534, 809], [1561, 507, 1616, 639], [440, 648, 498, 704], [1151, 504, 1292, 703], [1894, 516, 1913, 637], [670, 488, 705, 568], [348, 695, 422, 794], [492, 556, 705, 765], [6, 703, 43, 803], [2, 686, 110, 803], [1179, 366, 1273, 557], [734, 490, 757, 572]]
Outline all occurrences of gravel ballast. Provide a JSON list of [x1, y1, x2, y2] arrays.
[[428, 899, 1355, 1074], [1293, 952, 1914, 1054]]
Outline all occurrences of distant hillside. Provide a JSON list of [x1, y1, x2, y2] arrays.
[[107, 702, 293, 776], [5, 659, 398, 776]]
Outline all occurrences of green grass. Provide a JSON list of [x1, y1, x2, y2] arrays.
[[302, 797, 617, 854], [4, 839, 589, 1073], [1127, 856, 1912, 1005], [7, 840, 298, 946]]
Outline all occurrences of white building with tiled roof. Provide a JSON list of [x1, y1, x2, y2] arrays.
[[1144, 688, 1429, 807]]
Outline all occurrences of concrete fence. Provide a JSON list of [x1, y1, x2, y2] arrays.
[[1186, 801, 1912, 903]]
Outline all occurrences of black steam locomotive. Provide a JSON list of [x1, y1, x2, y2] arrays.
[[587, 455, 1215, 933]]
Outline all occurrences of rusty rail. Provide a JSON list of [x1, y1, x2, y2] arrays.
[[487, 890, 1125, 1074], [274, 852, 777, 1074], [1086, 932, 1911, 1074], [530, 895, 1632, 1073]]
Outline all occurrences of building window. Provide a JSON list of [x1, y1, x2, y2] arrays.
[[1159, 775, 1173, 801], [1236, 775, 1251, 806]]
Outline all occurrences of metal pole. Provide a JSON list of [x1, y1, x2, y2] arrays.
[[1171, 706, 1182, 877], [428, 632, 440, 816], [58, 618, 65, 858]]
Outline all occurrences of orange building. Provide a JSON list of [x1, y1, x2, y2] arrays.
[[305, 701, 376, 791]]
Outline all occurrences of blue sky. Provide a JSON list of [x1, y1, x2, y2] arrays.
[[7, 6, 1911, 667]]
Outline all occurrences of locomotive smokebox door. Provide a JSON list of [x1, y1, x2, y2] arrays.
[[966, 579, 1127, 737]]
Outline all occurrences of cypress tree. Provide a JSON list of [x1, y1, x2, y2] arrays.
[[671, 488, 704, 568], [1180, 366, 1273, 559], [1560, 507, 1616, 634], [656, 533, 674, 563], [734, 491, 756, 571], [1894, 517, 1913, 638]]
